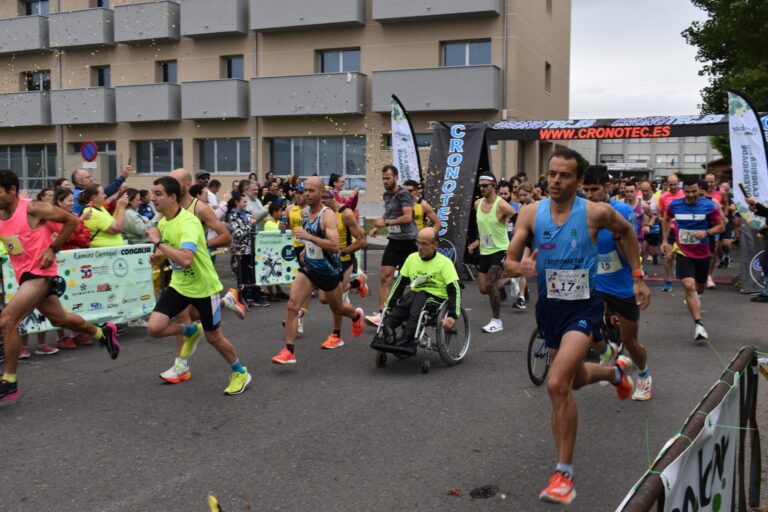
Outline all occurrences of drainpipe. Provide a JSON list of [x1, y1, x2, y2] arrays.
[[56, 0, 64, 177], [252, 31, 260, 180], [500, 0, 509, 178]]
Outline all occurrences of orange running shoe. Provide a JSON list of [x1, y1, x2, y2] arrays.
[[539, 471, 576, 505], [351, 307, 364, 337], [320, 333, 344, 350], [356, 274, 369, 298], [271, 347, 297, 365], [614, 358, 634, 400]]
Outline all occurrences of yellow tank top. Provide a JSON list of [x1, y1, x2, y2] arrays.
[[288, 204, 304, 248], [414, 200, 425, 230], [336, 205, 353, 262]]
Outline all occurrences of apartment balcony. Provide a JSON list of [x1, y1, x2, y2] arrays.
[[116, 83, 180, 123], [372, 66, 500, 112], [0, 15, 49, 55], [0, 91, 51, 127], [49, 8, 114, 49], [372, 0, 501, 23], [114, 1, 180, 44], [51, 87, 116, 125], [250, 0, 364, 32], [250, 72, 365, 117], [181, 0, 248, 38], [181, 79, 249, 120]]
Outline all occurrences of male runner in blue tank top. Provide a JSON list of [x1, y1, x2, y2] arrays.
[[504, 148, 650, 505]]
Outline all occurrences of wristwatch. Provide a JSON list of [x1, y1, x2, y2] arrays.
[[384, 219, 390, 227]]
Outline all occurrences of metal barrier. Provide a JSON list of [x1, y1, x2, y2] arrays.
[[619, 346, 761, 511]]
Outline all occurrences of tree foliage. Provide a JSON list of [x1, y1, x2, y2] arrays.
[[682, 0, 768, 158]]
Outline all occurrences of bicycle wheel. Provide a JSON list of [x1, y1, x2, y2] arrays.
[[527, 327, 550, 386], [436, 305, 470, 366]]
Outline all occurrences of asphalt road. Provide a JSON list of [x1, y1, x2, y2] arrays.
[[1, 248, 766, 511]]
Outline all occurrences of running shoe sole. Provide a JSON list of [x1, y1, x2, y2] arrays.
[[321, 340, 345, 350], [100, 322, 121, 360], [272, 357, 296, 365], [539, 490, 576, 505], [159, 372, 192, 384]]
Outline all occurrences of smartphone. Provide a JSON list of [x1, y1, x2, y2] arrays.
[[128, 157, 132, 166], [738, 183, 750, 198]]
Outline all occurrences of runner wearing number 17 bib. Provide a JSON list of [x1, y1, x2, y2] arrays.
[[504, 148, 650, 506]]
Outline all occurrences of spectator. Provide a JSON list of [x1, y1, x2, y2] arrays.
[[208, 179, 222, 207], [36, 187, 54, 203], [225, 191, 268, 307], [263, 178, 284, 205], [53, 177, 72, 189], [263, 201, 284, 231], [264, 171, 274, 184], [71, 164, 132, 215], [123, 188, 151, 244], [245, 180, 269, 230], [248, 172, 258, 183], [189, 183, 208, 204], [79, 184, 127, 247], [137, 190, 156, 220], [329, 172, 359, 210]]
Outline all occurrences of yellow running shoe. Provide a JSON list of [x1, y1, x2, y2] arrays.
[[180, 322, 203, 359], [224, 368, 252, 395]]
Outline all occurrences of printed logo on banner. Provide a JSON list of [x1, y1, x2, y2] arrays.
[[90, 303, 103, 310], [437, 238, 458, 264], [255, 232, 298, 286], [80, 265, 93, 279], [97, 284, 112, 292], [71, 303, 83, 312], [750, 251, 764, 287], [112, 258, 129, 278], [140, 295, 151, 301]]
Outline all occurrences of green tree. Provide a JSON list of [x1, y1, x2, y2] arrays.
[[682, 0, 768, 159]]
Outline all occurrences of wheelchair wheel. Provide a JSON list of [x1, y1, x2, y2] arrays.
[[527, 327, 550, 386], [375, 351, 387, 367], [421, 359, 430, 374], [435, 305, 470, 366]]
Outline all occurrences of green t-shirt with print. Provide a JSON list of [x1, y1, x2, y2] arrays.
[[83, 206, 125, 247], [399, 251, 459, 300], [158, 207, 222, 298]]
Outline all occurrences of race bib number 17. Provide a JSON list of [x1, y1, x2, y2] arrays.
[[545, 269, 590, 300]]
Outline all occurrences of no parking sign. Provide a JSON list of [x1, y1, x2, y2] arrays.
[[80, 140, 98, 163]]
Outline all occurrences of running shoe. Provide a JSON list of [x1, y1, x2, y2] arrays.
[[297, 313, 304, 334], [364, 312, 381, 327], [248, 298, 271, 308], [57, 336, 77, 350], [722, 254, 731, 268], [614, 358, 633, 400], [706, 276, 716, 289], [352, 307, 364, 337], [633, 374, 652, 401], [661, 282, 672, 292], [481, 319, 503, 333], [356, 274, 369, 298], [73, 333, 93, 346], [0, 379, 20, 403], [99, 322, 121, 360], [180, 322, 203, 359], [160, 358, 191, 384], [539, 471, 576, 505], [599, 342, 618, 367], [224, 369, 252, 395], [34, 344, 59, 356], [272, 347, 296, 365], [512, 297, 527, 311], [750, 294, 768, 303], [694, 323, 708, 341], [321, 333, 344, 350], [19, 347, 30, 360], [223, 288, 247, 320]]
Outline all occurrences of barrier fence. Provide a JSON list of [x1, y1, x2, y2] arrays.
[[618, 346, 762, 511]]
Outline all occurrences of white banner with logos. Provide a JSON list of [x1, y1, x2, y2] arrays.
[[391, 94, 422, 184], [660, 371, 740, 512], [254, 232, 299, 286], [1, 244, 156, 334]]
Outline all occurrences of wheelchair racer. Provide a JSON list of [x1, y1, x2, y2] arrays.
[[374, 227, 461, 353]]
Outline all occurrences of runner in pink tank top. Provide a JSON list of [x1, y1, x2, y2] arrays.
[[0, 170, 121, 404]]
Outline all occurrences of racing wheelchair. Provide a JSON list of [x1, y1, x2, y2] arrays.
[[370, 298, 471, 374]]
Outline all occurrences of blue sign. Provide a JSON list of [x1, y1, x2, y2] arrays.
[[80, 141, 98, 163]]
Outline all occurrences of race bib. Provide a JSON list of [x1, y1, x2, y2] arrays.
[[387, 224, 401, 234], [545, 269, 590, 300], [480, 234, 494, 249], [678, 229, 700, 245], [0, 234, 24, 255], [507, 223, 514, 235], [304, 240, 322, 259], [598, 251, 623, 274]]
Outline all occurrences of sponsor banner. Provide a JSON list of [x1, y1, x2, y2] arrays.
[[491, 114, 728, 141], [390, 95, 422, 184], [738, 221, 764, 294], [254, 231, 299, 286], [660, 371, 740, 512], [728, 92, 768, 230], [1, 244, 156, 334], [425, 122, 490, 267]]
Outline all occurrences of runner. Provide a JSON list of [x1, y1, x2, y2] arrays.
[[146, 177, 251, 395], [702, 175, 725, 288], [661, 176, 724, 341], [317, 189, 368, 349], [287, 182, 310, 333], [467, 172, 516, 333], [658, 173, 684, 292], [403, 180, 440, 231], [583, 165, 653, 401], [272, 176, 364, 364], [0, 170, 120, 403], [638, 180, 661, 266], [504, 148, 649, 505], [717, 182, 735, 269], [365, 165, 417, 327]]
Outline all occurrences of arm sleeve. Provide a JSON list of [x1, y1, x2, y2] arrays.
[[445, 281, 460, 319], [103, 176, 126, 197], [384, 274, 410, 308]]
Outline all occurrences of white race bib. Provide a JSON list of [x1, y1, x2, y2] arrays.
[[678, 229, 699, 245], [304, 240, 322, 259], [387, 224, 401, 234], [480, 234, 494, 249], [597, 251, 623, 274], [545, 269, 590, 300]]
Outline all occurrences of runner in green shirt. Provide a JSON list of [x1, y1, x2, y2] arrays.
[[146, 176, 251, 395]]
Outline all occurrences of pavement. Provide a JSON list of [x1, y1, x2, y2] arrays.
[[1, 248, 767, 511]]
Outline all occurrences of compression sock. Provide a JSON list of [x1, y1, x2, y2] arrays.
[[230, 359, 246, 374], [555, 463, 574, 479], [333, 329, 341, 337], [349, 279, 361, 289], [638, 367, 649, 378], [695, 319, 703, 326], [353, 312, 361, 322], [182, 323, 198, 337], [2, 373, 16, 383], [286, 344, 295, 354]]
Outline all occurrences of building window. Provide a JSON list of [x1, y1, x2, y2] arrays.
[[269, 136, 367, 190], [546, 0, 553, 16], [658, 137, 679, 143], [25, 0, 49, 16], [599, 154, 624, 162], [683, 154, 707, 163], [685, 136, 709, 143], [544, 62, 552, 94], [627, 154, 650, 161], [92, 66, 111, 88], [0, 144, 56, 191], [319, 49, 360, 73], [157, 60, 177, 84], [223, 56, 244, 80], [655, 154, 678, 165], [23, 70, 50, 92], [443, 40, 491, 67], [199, 138, 251, 173], [135, 140, 182, 174], [93, 0, 109, 7], [382, 134, 433, 149]]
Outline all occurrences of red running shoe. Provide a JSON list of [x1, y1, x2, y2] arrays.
[[614, 358, 634, 401], [539, 471, 576, 505]]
